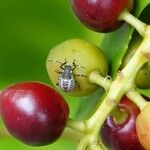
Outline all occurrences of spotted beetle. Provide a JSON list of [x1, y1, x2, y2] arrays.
[[48, 59, 86, 92]]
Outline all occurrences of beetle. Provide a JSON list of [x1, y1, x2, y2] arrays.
[[48, 59, 86, 92]]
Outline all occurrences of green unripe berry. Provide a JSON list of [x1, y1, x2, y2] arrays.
[[46, 39, 108, 96], [136, 62, 150, 89]]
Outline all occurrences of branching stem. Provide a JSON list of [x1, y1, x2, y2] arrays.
[[66, 11, 150, 150], [62, 128, 83, 142], [77, 16, 150, 150], [66, 118, 86, 134], [89, 71, 111, 91]]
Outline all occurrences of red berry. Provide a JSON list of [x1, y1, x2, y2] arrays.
[[71, 0, 133, 32], [0, 82, 69, 146], [100, 97, 144, 150]]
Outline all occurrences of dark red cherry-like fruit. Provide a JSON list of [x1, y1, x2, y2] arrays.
[[0, 82, 69, 146], [100, 96, 144, 150], [71, 0, 133, 32]]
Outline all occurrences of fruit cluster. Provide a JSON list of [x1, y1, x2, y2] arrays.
[[0, 0, 150, 150]]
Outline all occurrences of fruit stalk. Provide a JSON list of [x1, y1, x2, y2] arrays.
[[67, 118, 86, 133], [87, 35, 150, 127], [87, 14, 150, 128], [77, 18, 150, 149], [119, 10, 147, 36], [62, 128, 83, 142], [126, 90, 148, 110], [89, 71, 111, 91]]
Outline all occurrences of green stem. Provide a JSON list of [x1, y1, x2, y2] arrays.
[[119, 10, 147, 36], [126, 90, 148, 110], [66, 118, 86, 134], [75, 12, 150, 150], [87, 78, 124, 129], [62, 128, 83, 142], [89, 71, 111, 91], [77, 134, 106, 150], [88, 132, 107, 150], [89, 144, 102, 150], [77, 26, 150, 150], [87, 34, 150, 129], [77, 136, 89, 150]]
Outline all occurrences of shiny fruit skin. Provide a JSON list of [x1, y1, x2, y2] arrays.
[[46, 39, 108, 97], [136, 103, 150, 150], [0, 82, 69, 146], [71, 0, 133, 32], [101, 97, 144, 150]]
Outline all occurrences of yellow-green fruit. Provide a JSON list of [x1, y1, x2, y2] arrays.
[[46, 39, 108, 96], [136, 62, 150, 89], [136, 103, 150, 150]]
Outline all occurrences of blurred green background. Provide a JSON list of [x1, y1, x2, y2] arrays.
[[0, 0, 102, 150]]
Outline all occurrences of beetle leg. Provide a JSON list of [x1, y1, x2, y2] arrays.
[[72, 59, 77, 71], [60, 59, 67, 69], [55, 70, 62, 74]]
